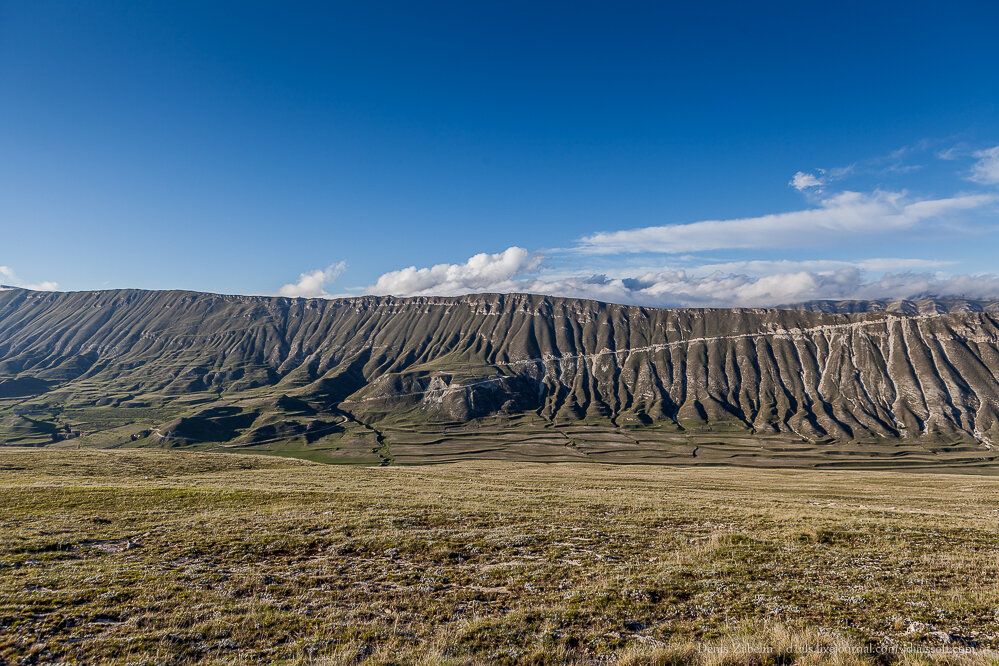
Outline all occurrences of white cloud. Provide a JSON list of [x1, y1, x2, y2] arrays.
[[937, 146, 961, 161], [361, 249, 999, 308], [277, 262, 346, 298], [789, 171, 823, 190], [575, 190, 995, 254], [693, 257, 953, 276], [573, 269, 999, 307], [970, 145, 999, 185], [0, 265, 59, 291], [368, 247, 542, 296], [496, 268, 999, 308]]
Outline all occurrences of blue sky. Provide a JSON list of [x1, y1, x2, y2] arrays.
[[2, 1, 999, 306]]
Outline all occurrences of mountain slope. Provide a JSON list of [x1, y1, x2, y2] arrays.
[[1, 287, 998, 467], [784, 297, 999, 314]]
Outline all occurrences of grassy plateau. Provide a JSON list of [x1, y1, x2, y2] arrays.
[[1, 448, 998, 664]]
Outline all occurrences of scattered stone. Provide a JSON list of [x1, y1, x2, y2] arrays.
[[931, 630, 953, 644]]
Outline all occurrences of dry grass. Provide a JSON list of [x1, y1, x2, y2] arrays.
[[1, 448, 999, 664]]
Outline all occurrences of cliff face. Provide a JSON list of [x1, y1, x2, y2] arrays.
[[2, 287, 998, 461]]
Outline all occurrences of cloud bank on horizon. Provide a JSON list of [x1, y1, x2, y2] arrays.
[[272, 141, 999, 307], [282, 245, 999, 308]]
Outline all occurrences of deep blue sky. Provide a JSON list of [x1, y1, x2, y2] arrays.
[[3, 1, 999, 305]]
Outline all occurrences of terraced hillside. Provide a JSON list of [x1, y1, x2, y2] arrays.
[[1, 286, 998, 468]]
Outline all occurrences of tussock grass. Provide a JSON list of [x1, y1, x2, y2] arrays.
[[1, 448, 999, 664]]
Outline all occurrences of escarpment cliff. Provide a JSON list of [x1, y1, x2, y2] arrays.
[[2, 287, 998, 466]]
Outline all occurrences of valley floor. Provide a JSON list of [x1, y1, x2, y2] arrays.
[[1, 449, 998, 664]]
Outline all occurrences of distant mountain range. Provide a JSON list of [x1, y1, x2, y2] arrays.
[[2, 286, 998, 468], [785, 298, 999, 314]]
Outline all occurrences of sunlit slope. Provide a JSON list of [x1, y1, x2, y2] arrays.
[[1, 287, 998, 465]]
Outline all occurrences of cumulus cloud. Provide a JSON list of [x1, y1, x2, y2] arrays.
[[789, 171, 823, 190], [575, 190, 995, 254], [531, 268, 999, 308], [368, 247, 542, 296], [361, 250, 999, 308], [277, 262, 346, 298], [970, 145, 999, 185], [0, 266, 59, 291]]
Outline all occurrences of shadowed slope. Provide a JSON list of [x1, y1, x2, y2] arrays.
[[1, 287, 998, 466]]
